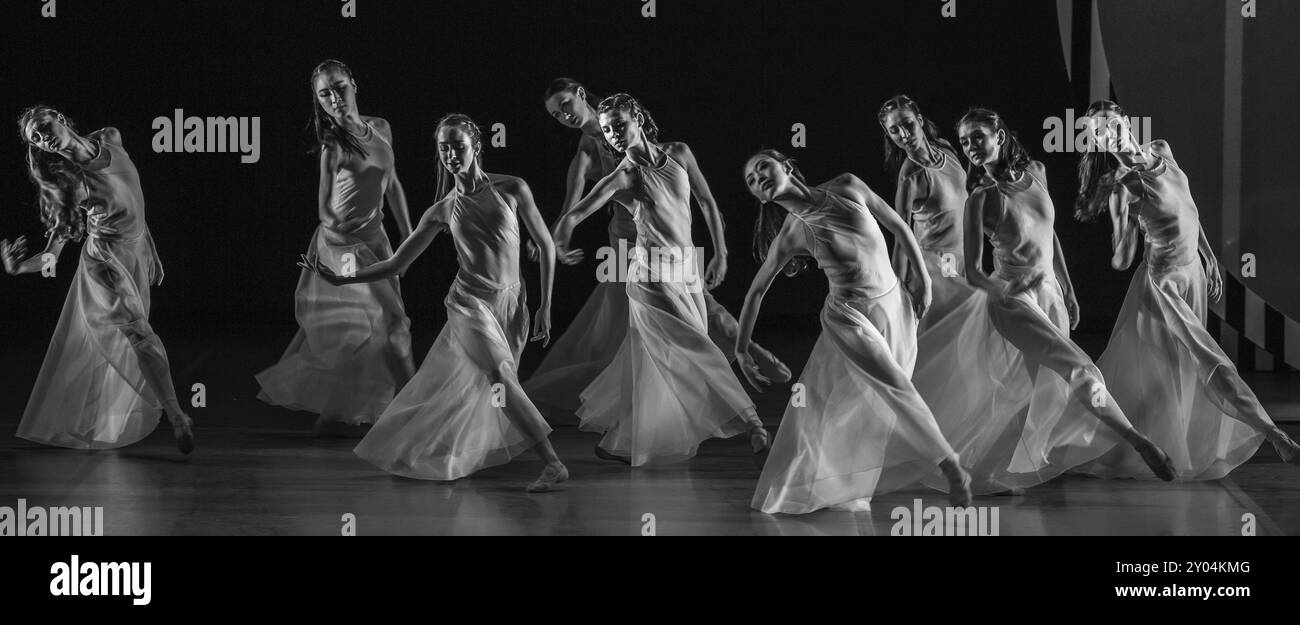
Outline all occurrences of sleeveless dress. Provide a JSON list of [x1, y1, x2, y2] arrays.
[[911, 163, 1114, 493], [256, 121, 415, 425], [575, 148, 757, 466], [17, 129, 174, 449], [1076, 142, 1265, 479], [895, 146, 976, 329], [752, 187, 957, 514], [524, 135, 765, 422], [354, 181, 550, 480]]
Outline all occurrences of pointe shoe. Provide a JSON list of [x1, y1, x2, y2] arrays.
[[751, 425, 771, 470], [947, 469, 973, 507], [1268, 429, 1300, 465], [594, 446, 632, 465], [171, 412, 195, 455], [1135, 439, 1177, 481], [526, 463, 570, 493]]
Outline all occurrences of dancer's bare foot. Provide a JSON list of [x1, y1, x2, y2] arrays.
[[972, 479, 1025, 496], [170, 411, 195, 455], [1268, 428, 1300, 465], [939, 458, 972, 507], [526, 462, 569, 493], [594, 446, 632, 465], [1133, 437, 1177, 481], [752, 347, 792, 384], [751, 424, 771, 470]]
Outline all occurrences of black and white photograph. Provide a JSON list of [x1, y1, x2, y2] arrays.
[[0, 0, 1296, 599]]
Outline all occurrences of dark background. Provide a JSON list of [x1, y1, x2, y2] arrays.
[[0, 0, 1154, 420]]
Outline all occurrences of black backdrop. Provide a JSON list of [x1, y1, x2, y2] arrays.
[[0, 0, 1123, 379]]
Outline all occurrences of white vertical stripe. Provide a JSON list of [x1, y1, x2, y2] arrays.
[[1090, 1, 1111, 102], [1223, 1, 1243, 275], [1058, 0, 1074, 81]]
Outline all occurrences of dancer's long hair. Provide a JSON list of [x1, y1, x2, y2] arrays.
[[17, 105, 86, 242], [956, 108, 1031, 193], [309, 59, 369, 160], [749, 149, 813, 276], [433, 113, 485, 200], [595, 93, 661, 148], [878, 94, 956, 176], [1074, 99, 1127, 222]]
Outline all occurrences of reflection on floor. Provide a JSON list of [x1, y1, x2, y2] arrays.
[[0, 424, 1293, 536]]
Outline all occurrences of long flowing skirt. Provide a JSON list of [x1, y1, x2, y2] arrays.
[[1076, 261, 1264, 479], [576, 252, 754, 466], [17, 233, 169, 449], [354, 280, 548, 480], [752, 283, 955, 514], [912, 274, 1112, 494], [525, 234, 742, 421], [917, 248, 977, 332], [256, 222, 414, 425]]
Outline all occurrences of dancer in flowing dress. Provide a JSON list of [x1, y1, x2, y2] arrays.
[[736, 149, 973, 514], [2, 106, 194, 453], [878, 95, 975, 329], [256, 60, 416, 436], [551, 93, 771, 466], [1071, 100, 1300, 478], [911, 108, 1177, 495], [303, 114, 568, 492], [525, 78, 789, 420]]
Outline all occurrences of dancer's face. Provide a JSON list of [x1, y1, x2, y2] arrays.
[[743, 154, 792, 202], [598, 109, 640, 153], [958, 121, 1003, 167], [437, 125, 477, 174], [545, 88, 590, 130], [1087, 109, 1129, 154], [313, 68, 358, 123], [23, 112, 75, 154], [882, 109, 926, 153]]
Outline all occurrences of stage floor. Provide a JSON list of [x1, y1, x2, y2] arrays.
[[1, 423, 1296, 536], [1, 324, 1297, 535]]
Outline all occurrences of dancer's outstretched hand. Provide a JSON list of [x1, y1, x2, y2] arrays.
[[524, 240, 541, 263], [1, 236, 28, 275], [905, 274, 932, 321], [736, 351, 770, 392], [1065, 291, 1081, 331], [555, 243, 584, 266], [1206, 257, 1224, 303], [705, 255, 727, 290], [530, 307, 552, 347], [298, 253, 343, 285]]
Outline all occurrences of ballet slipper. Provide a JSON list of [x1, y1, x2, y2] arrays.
[[751, 424, 771, 470], [526, 463, 570, 493], [1267, 429, 1300, 465], [171, 411, 195, 455], [594, 445, 632, 465], [1133, 438, 1177, 481]]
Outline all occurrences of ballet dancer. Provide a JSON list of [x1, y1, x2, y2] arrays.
[[736, 149, 972, 513], [525, 78, 789, 420], [256, 60, 416, 436], [551, 93, 770, 466], [2, 106, 194, 453], [878, 95, 975, 329], [302, 113, 568, 492], [1072, 100, 1300, 478], [910, 108, 1177, 495]]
